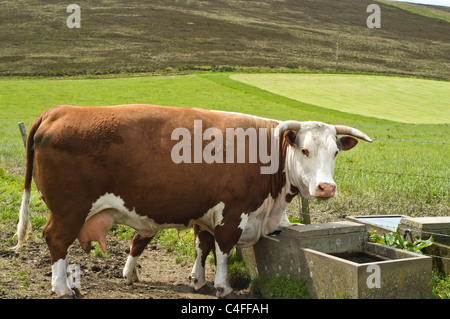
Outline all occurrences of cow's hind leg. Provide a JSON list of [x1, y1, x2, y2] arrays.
[[190, 224, 215, 291], [43, 214, 83, 298], [123, 232, 153, 285]]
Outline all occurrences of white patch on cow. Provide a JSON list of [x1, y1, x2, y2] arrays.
[[123, 255, 139, 284], [214, 242, 233, 298], [278, 212, 293, 227], [51, 258, 74, 297], [283, 122, 339, 199], [236, 186, 291, 248], [195, 202, 225, 234], [87, 193, 188, 238], [238, 213, 249, 230]]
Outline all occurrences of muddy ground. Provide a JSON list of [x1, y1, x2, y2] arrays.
[[0, 232, 261, 299], [0, 198, 346, 300]]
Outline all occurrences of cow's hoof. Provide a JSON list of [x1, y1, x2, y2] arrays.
[[123, 267, 139, 285], [189, 276, 206, 291], [215, 286, 233, 298]]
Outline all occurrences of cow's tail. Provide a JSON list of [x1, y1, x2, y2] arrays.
[[13, 116, 42, 250]]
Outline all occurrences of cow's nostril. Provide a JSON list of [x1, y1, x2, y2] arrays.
[[316, 183, 336, 198]]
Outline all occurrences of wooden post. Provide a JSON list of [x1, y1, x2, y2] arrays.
[[18, 122, 27, 149], [300, 196, 310, 224]]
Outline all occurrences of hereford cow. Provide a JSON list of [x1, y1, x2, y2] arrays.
[[13, 104, 371, 298]]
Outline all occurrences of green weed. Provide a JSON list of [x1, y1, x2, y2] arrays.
[[90, 242, 110, 258]]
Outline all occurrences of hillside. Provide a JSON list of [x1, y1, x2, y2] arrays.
[[0, 0, 449, 79]]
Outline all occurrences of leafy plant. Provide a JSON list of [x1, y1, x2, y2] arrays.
[[90, 242, 110, 258], [369, 227, 434, 254]]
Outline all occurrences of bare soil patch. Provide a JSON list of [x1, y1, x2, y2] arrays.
[[0, 232, 258, 299]]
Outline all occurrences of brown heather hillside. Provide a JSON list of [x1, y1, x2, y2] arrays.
[[0, 0, 449, 79]]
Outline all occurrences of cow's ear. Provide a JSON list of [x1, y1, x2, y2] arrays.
[[284, 130, 297, 146], [338, 136, 358, 151]]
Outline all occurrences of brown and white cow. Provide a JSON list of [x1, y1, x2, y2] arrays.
[[13, 104, 371, 298]]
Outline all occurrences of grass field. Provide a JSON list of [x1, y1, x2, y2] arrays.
[[231, 74, 450, 124], [1, 73, 448, 212]]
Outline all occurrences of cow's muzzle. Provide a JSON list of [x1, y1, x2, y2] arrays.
[[315, 182, 336, 199]]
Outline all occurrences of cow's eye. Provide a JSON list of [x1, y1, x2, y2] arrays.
[[301, 148, 309, 157], [335, 150, 339, 157]]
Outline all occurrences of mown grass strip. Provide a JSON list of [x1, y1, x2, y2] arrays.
[[230, 74, 450, 124]]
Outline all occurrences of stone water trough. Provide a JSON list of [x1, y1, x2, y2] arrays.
[[239, 221, 432, 299]]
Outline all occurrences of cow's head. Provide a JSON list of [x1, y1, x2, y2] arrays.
[[275, 121, 372, 199]]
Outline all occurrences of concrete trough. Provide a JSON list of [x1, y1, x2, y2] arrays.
[[240, 221, 432, 299], [400, 216, 450, 276], [399, 216, 450, 245]]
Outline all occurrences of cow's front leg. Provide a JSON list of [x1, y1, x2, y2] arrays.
[[213, 241, 233, 298], [213, 209, 249, 298]]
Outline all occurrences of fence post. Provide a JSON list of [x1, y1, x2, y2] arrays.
[[300, 196, 310, 224], [18, 122, 27, 148]]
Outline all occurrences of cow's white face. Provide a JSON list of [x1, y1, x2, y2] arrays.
[[276, 121, 371, 200]]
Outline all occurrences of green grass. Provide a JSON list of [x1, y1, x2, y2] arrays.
[[0, 73, 382, 173], [433, 272, 450, 299], [0, 72, 448, 298], [1, 73, 448, 218], [250, 276, 310, 299], [227, 73, 449, 215], [0, 167, 47, 244], [153, 229, 196, 264], [231, 74, 450, 124]]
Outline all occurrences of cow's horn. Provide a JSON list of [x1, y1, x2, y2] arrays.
[[335, 125, 373, 143], [274, 121, 301, 139]]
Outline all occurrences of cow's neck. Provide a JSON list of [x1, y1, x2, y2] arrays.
[[259, 131, 300, 235], [269, 130, 299, 200]]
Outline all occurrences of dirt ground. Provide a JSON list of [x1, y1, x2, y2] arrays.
[[0, 200, 348, 299], [0, 231, 260, 299]]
